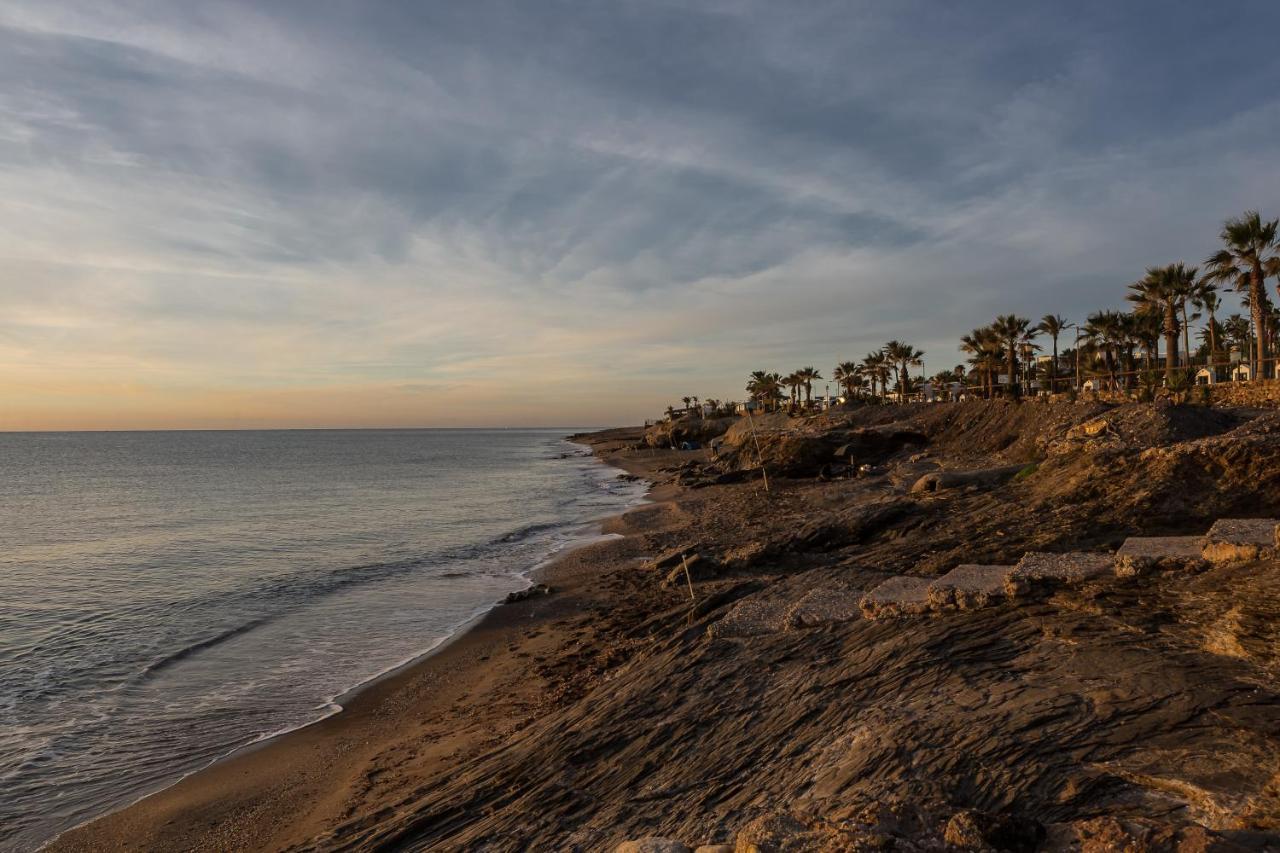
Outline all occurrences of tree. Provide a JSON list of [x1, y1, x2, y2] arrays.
[[883, 340, 924, 403], [1084, 310, 1128, 392], [1127, 264, 1196, 379], [1203, 211, 1280, 378], [782, 372, 802, 408], [990, 315, 1033, 399], [960, 326, 1002, 398], [832, 361, 861, 402], [1192, 281, 1222, 361], [796, 366, 822, 407], [1037, 314, 1069, 393], [681, 396, 692, 412], [746, 371, 784, 412], [1223, 314, 1251, 359], [861, 351, 890, 400]]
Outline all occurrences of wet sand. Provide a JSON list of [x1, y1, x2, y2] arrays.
[[49, 427, 679, 852]]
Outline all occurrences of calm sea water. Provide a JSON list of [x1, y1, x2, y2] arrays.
[[0, 429, 643, 851]]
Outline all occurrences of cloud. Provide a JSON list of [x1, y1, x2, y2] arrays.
[[2, 0, 1280, 428]]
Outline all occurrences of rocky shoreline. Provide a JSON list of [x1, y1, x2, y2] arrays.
[[53, 403, 1280, 851]]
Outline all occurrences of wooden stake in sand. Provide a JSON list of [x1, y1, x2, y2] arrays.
[[680, 554, 696, 602], [746, 411, 770, 494]]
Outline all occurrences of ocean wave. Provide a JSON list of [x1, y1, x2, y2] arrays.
[[139, 617, 272, 678]]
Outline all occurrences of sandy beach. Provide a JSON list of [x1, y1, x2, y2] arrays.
[[47, 428, 682, 852]]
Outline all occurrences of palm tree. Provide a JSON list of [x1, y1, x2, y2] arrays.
[[832, 361, 861, 402], [796, 366, 822, 408], [1203, 211, 1280, 377], [960, 326, 1002, 398], [1192, 281, 1222, 362], [990, 315, 1033, 398], [1127, 264, 1191, 379], [1223, 314, 1251, 360], [681, 396, 692, 414], [782, 372, 803, 408], [860, 351, 889, 400], [883, 340, 924, 403], [1037, 314, 1069, 393], [1084, 310, 1127, 392]]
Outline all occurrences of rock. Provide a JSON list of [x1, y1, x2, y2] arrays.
[[943, 810, 1044, 852], [786, 498, 912, 553], [1201, 518, 1279, 564], [860, 575, 933, 619], [1004, 552, 1113, 598], [615, 839, 691, 853], [733, 812, 808, 852], [927, 564, 1010, 611], [786, 586, 864, 628], [943, 811, 994, 850], [910, 463, 1026, 494], [707, 595, 793, 638], [503, 583, 551, 604], [693, 846, 734, 853], [1114, 536, 1208, 578], [718, 540, 774, 571], [648, 547, 701, 572]]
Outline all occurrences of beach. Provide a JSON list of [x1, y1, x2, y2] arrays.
[[47, 428, 682, 851], [49, 409, 1280, 850]]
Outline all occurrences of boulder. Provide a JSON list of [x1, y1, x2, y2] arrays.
[[615, 839, 691, 853], [693, 847, 734, 853], [1004, 552, 1113, 598], [860, 576, 933, 619], [927, 564, 1010, 611], [1114, 536, 1208, 578], [1201, 518, 1279, 564]]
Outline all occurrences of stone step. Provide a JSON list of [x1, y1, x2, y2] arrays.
[[860, 576, 932, 619], [1113, 536, 1207, 577], [926, 564, 1010, 611], [1201, 518, 1279, 563], [1005, 551, 1113, 598], [785, 587, 864, 629]]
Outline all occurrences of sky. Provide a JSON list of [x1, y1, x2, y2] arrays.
[[3, 1, 1280, 430]]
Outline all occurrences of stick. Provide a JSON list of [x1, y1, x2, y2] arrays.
[[680, 554, 696, 602], [746, 411, 770, 494]]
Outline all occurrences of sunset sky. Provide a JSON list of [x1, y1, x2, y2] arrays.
[[4, 1, 1280, 429]]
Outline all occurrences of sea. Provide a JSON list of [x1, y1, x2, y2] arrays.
[[0, 429, 645, 851]]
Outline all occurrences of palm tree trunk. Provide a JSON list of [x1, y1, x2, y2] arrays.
[[1050, 335, 1059, 393], [1006, 345, 1017, 399], [1165, 305, 1178, 379], [1250, 263, 1265, 379], [1181, 304, 1191, 369]]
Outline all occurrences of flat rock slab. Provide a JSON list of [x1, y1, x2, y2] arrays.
[[1202, 518, 1279, 563], [1005, 552, 1113, 597], [1114, 536, 1207, 578], [707, 596, 792, 639], [786, 587, 864, 629], [860, 576, 932, 619], [927, 564, 1010, 611]]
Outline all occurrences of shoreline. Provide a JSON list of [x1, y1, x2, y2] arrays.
[[48, 425, 672, 852]]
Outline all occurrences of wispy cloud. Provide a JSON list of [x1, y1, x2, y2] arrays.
[[3, 0, 1280, 428]]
